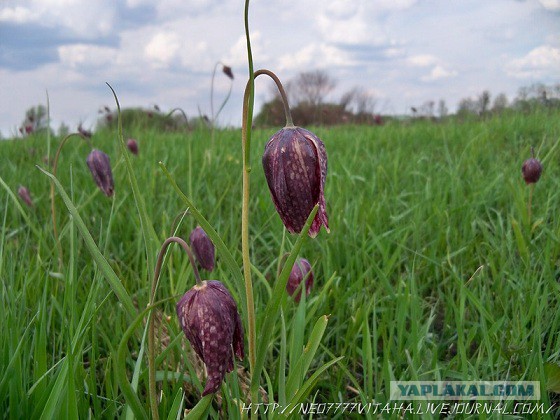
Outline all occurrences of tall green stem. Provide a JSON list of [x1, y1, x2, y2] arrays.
[[242, 0, 257, 407], [148, 237, 201, 420]]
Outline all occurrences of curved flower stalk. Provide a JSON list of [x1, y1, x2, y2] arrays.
[[210, 61, 235, 128]]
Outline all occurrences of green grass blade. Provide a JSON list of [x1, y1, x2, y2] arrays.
[[184, 395, 213, 419], [106, 82, 158, 276], [285, 314, 329, 400], [252, 205, 318, 397], [166, 387, 185, 420], [158, 162, 244, 296], [36, 165, 136, 318], [280, 356, 343, 418]]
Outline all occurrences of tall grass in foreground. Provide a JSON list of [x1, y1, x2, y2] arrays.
[[1, 108, 560, 418]]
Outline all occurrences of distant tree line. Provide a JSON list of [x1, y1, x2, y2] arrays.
[[254, 70, 383, 127], [454, 83, 560, 119], [10, 75, 560, 140]]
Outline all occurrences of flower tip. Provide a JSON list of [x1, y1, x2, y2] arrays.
[[521, 156, 542, 185], [86, 149, 115, 197], [126, 138, 139, 155], [189, 226, 215, 271]]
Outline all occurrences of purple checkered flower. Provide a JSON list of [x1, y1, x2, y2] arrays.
[[176, 280, 244, 395], [262, 127, 329, 237]]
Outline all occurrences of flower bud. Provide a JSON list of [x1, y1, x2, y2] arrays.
[[18, 186, 34, 208], [286, 258, 313, 302], [262, 126, 329, 237], [176, 280, 244, 396], [189, 226, 215, 271], [126, 138, 139, 155], [222, 65, 234, 80], [522, 157, 542, 184], [86, 149, 114, 197]]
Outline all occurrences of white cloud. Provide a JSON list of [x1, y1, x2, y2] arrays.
[[144, 32, 181, 68], [316, 11, 389, 46], [538, 0, 560, 11], [58, 44, 118, 69], [0, 0, 116, 37], [421, 65, 458, 82], [407, 54, 439, 67], [0, 6, 34, 23], [226, 31, 269, 68], [507, 45, 560, 78], [277, 43, 352, 72]]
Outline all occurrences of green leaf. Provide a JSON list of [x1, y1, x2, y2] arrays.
[[185, 394, 213, 419], [545, 363, 560, 393], [37, 165, 136, 318], [159, 162, 244, 301], [279, 356, 343, 418], [252, 205, 318, 398], [511, 217, 529, 264], [166, 387, 185, 420], [285, 315, 329, 400], [106, 83, 159, 276]]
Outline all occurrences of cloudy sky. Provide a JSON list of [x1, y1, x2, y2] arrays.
[[1, 0, 559, 137]]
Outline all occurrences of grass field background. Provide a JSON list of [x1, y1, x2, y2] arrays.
[[1, 108, 560, 418]]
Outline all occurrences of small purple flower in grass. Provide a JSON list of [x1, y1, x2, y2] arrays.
[[286, 258, 314, 302], [190, 226, 215, 271], [177, 280, 244, 396], [126, 138, 139, 155], [86, 149, 114, 197], [18, 186, 34, 208], [522, 148, 542, 185], [262, 127, 329, 237]]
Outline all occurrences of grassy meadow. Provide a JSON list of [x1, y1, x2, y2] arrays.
[[2, 108, 560, 418]]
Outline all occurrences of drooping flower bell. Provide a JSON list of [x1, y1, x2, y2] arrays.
[[126, 138, 139, 155], [176, 280, 244, 396], [286, 258, 314, 303], [189, 226, 215, 271], [262, 126, 329, 237], [522, 148, 542, 185], [86, 149, 114, 197], [18, 185, 34, 208]]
